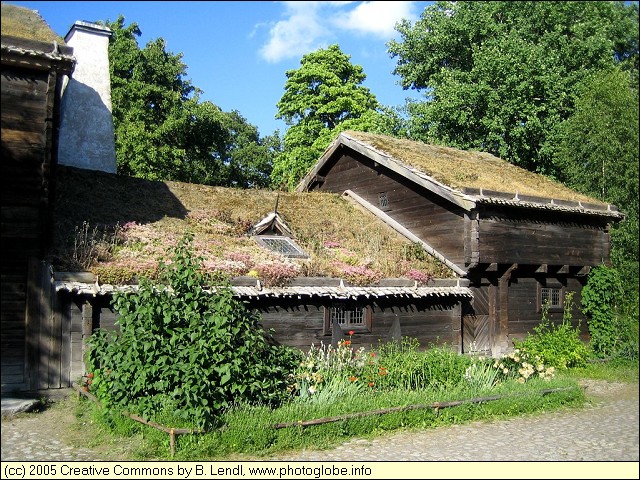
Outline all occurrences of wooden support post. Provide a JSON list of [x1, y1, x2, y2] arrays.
[[498, 264, 518, 356], [81, 301, 93, 374]]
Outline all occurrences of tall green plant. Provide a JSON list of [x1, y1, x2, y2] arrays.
[[85, 234, 301, 429], [582, 264, 634, 359]]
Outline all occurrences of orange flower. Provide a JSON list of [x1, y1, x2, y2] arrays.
[[378, 367, 388, 376], [344, 340, 351, 346], [349, 376, 357, 382], [370, 352, 376, 357], [87, 373, 94, 378], [348, 330, 355, 336], [368, 382, 375, 387]]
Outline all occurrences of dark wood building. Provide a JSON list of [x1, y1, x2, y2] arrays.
[[1, 3, 75, 392], [297, 131, 624, 356]]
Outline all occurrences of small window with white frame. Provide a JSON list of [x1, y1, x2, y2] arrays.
[[378, 192, 390, 210], [538, 284, 564, 312], [323, 304, 372, 334], [255, 235, 308, 258]]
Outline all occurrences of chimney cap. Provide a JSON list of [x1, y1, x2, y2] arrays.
[[65, 21, 113, 42]]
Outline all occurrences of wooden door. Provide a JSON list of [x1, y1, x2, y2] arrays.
[[462, 286, 491, 354]]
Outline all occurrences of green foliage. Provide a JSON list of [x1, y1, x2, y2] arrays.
[[388, 1, 638, 176], [106, 16, 278, 187], [513, 292, 591, 369], [552, 67, 639, 310], [85, 234, 302, 429], [582, 264, 638, 360], [272, 44, 403, 190], [375, 338, 473, 391]]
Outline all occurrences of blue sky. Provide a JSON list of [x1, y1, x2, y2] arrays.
[[10, 1, 432, 137]]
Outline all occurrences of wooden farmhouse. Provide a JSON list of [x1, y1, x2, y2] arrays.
[[0, 4, 623, 394], [297, 131, 624, 356]]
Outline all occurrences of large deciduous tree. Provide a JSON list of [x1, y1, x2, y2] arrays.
[[106, 16, 278, 187], [553, 67, 639, 298], [388, 1, 638, 176], [272, 44, 402, 190]]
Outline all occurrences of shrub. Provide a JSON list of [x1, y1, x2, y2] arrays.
[[85, 233, 302, 429], [582, 264, 637, 359], [512, 292, 591, 370]]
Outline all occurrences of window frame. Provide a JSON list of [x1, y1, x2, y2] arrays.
[[323, 304, 372, 335], [537, 283, 564, 312], [254, 235, 308, 258]]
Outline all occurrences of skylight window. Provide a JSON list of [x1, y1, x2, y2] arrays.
[[256, 235, 308, 258]]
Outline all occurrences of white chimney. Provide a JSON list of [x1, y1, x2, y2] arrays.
[[58, 21, 116, 173]]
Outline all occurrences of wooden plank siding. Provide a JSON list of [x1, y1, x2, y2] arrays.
[[476, 210, 611, 266], [59, 295, 464, 367], [316, 151, 467, 268], [506, 275, 589, 343], [1, 61, 65, 392]]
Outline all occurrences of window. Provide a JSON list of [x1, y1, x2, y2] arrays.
[[378, 192, 390, 210], [255, 235, 308, 258], [323, 305, 372, 334], [538, 284, 564, 311]]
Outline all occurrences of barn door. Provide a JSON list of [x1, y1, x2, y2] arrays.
[[462, 287, 491, 355]]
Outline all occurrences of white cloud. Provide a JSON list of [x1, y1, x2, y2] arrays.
[[259, 1, 421, 63], [259, 2, 328, 63], [332, 1, 418, 38]]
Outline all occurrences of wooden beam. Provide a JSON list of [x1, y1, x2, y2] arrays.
[[576, 266, 591, 276]]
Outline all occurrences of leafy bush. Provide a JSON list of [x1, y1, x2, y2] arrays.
[[85, 234, 302, 429], [512, 292, 591, 370], [582, 264, 638, 360]]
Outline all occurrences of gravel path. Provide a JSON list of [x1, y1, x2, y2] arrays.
[[1, 380, 638, 463]]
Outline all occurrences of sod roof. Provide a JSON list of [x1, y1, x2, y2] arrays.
[[1, 2, 63, 44], [336, 131, 609, 207], [51, 166, 454, 287]]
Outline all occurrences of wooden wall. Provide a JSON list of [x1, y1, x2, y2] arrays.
[[242, 296, 462, 352], [506, 274, 590, 343], [1, 64, 58, 392], [477, 208, 611, 266], [317, 151, 467, 267], [71, 295, 464, 359]]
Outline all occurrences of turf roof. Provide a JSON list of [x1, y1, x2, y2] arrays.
[[51, 166, 454, 286], [1, 2, 64, 44], [341, 131, 608, 206]]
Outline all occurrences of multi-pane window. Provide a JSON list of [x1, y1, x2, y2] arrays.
[[331, 306, 364, 326], [324, 305, 372, 334], [378, 192, 390, 210], [256, 235, 308, 258], [539, 285, 563, 311]]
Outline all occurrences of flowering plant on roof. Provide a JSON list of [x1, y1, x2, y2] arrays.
[[254, 261, 300, 287]]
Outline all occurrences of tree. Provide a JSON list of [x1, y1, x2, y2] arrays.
[[553, 67, 639, 302], [388, 1, 639, 176], [272, 44, 401, 190], [106, 16, 277, 187]]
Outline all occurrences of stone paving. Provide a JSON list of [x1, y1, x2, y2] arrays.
[[1, 380, 638, 463]]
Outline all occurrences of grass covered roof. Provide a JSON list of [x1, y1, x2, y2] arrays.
[[342, 131, 608, 206], [1, 2, 63, 44], [51, 166, 453, 287]]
